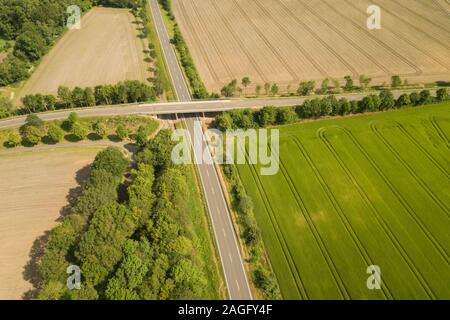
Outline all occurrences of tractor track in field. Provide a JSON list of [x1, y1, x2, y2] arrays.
[[322, 0, 422, 76], [177, 0, 222, 84], [265, 0, 351, 78], [376, 0, 450, 52], [341, 126, 449, 263], [391, 0, 450, 36], [209, 0, 268, 84], [429, 116, 450, 149], [271, 144, 350, 299], [230, 0, 300, 82], [396, 121, 450, 178], [290, 136, 395, 299], [292, 0, 374, 77], [188, 0, 235, 81], [318, 127, 437, 299], [243, 159, 308, 299], [370, 122, 450, 218], [344, 0, 450, 71]]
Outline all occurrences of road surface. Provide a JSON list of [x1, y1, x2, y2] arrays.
[[149, 0, 253, 300], [0, 88, 429, 130]]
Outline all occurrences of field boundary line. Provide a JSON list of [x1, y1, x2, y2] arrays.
[[291, 136, 393, 300], [318, 126, 437, 299], [341, 125, 449, 263]]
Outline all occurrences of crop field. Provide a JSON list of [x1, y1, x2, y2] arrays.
[[0, 147, 103, 299], [172, 0, 450, 94], [20, 7, 150, 98], [236, 103, 450, 299]]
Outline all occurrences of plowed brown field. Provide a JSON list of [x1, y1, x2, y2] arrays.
[[20, 7, 149, 97], [0, 148, 102, 299], [172, 0, 450, 94]]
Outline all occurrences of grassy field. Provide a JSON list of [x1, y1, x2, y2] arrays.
[[236, 102, 450, 299], [0, 147, 103, 299]]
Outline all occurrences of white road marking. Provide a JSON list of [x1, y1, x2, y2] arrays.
[[222, 228, 226, 237], [236, 280, 241, 292], [229, 253, 233, 263]]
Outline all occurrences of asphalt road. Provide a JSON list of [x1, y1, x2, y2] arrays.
[[149, 0, 253, 300], [0, 89, 434, 130]]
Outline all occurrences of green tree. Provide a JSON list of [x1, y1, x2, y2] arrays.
[[276, 107, 297, 124], [93, 121, 107, 139], [6, 132, 21, 147], [264, 83, 271, 96], [116, 124, 129, 141], [344, 76, 354, 91], [419, 90, 432, 105], [320, 78, 329, 94], [359, 74, 372, 90], [91, 147, 129, 177], [216, 112, 234, 131], [391, 75, 402, 88], [297, 81, 315, 96], [25, 114, 44, 128], [270, 83, 279, 96], [436, 88, 449, 101], [396, 93, 411, 108], [23, 125, 42, 145], [57, 86, 73, 108], [241, 77, 251, 96], [255, 106, 277, 127], [332, 79, 341, 93], [67, 112, 79, 130], [47, 123, 64, 143], [71, 123, 88, 141], [84, 87, 96, 106], [379, 90, 395, 110], [255, 84, 262, 96]]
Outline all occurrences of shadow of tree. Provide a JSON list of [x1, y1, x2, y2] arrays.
[[21, 165, 91, 299]]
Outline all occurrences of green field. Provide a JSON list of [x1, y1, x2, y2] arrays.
[[237, 103, 450, 299]]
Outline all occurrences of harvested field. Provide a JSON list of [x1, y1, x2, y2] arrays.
[[237, 103, 450, 299], [20, 7, 150, 97], [172, 0, 450, 94], [0, 147, 103, 299]]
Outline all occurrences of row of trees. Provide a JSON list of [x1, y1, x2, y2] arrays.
[[20, 81, 156, 114], [220, 75, 433, 99], [5, 113, 138, 148], [216, 88, 449, 131], [222, 164, 281, 299], [36, 129, 212, 299]]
